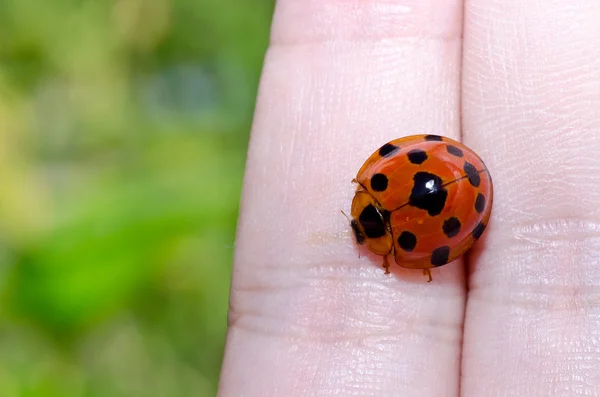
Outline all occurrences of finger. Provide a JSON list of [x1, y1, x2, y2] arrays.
[[218, 1, 466, 396], [461, 1, 600, 395], [220, 0, 464, 396]]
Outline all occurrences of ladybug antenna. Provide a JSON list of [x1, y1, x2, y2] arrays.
[[340, 210, 351, 222], [340, 210, 361, 258]]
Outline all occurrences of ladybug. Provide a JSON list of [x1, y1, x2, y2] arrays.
[[346, 134, 493, 282]]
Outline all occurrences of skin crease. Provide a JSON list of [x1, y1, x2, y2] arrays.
[[219, 0, 600, 396]]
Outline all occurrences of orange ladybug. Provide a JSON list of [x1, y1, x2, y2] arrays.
[[346, 134, 493, 282]]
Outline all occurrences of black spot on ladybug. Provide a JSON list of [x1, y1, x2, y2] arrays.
[[370, 173, 388, 192], [473, 222, 486, 239], [431, 246, 450, 267], [381, 209, 391, 224], [409, 172, 448, 216], [424, 135, 443, 141], [379, 143, 400, 158], [407, 149, 428, 165], [359, 204, 386, 239], [464, 162, 481, 187], [442, 217, 461, 238], [475, 193, 485, 214], [446, 145, 464, 157], [398, 231, 417, 252]]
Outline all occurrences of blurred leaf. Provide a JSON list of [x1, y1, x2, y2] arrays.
[[0, 0, 273, 395]]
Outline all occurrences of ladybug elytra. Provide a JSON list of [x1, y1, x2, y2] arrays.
[[347, 134, 493, 282]]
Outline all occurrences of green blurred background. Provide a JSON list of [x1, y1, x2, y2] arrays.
[[0, 1, 273, 395]]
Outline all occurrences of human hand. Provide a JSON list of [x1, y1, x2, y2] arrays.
[[219, 1, 600, 395]]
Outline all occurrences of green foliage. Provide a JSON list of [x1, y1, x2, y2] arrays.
[[0, 0, 273, 395]]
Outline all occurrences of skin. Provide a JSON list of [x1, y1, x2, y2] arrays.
[[218, 0, 600, 396]]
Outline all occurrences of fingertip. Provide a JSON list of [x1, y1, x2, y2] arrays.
[[271, 0, 464, 46]]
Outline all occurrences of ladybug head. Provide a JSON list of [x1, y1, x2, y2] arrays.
[[349, 218, 365, 245], [348, 191, 393, 256]]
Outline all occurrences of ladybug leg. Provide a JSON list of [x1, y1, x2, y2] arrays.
[[382, 255, 391, 274], [423, 269, 432, 282]]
